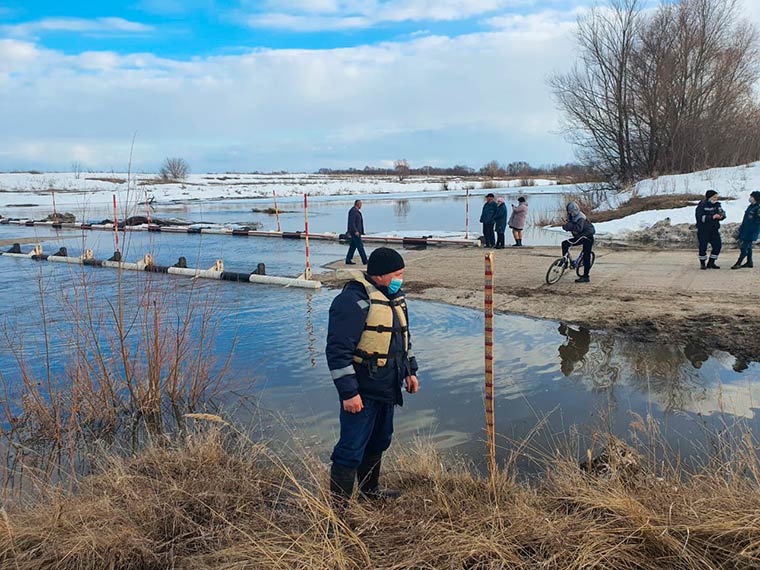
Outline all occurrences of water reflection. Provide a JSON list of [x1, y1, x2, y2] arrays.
[[393, 199, 411, 218], [557, 324, 591, 377]]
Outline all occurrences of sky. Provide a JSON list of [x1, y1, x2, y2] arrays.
[[0, 0, 758, 173]]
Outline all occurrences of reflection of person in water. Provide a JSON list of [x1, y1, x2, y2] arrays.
[[558, 323, 592, 376]]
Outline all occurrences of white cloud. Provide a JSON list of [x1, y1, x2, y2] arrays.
[[2, 17, 154, 37], [0, 10, 577, 171], [245, 0, 536, 30]]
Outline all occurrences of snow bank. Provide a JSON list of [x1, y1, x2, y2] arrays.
[[594, 163, 760, 238]]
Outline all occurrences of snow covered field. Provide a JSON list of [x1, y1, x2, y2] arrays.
[[566, 163, 759, 238], [0, 171, 559, 220]]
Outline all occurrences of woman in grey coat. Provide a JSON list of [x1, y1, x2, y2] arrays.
[[508, 196, 528, 246]]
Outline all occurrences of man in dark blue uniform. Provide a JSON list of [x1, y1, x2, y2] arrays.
[[480, 193, 497, 247], [695, 190, 726, 269], [326, 247, 419, 512]]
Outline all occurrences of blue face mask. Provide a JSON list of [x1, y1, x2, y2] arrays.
[[388, 278, 403, 294]]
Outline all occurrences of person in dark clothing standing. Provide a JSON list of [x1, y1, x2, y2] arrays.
[[731, 191, 760, 269], [695, 190, 726, 269], [494, 197, 508, 249], [480, 193, 497, 247], [561, 201, 595, 283], [345, 199, 368, 265], [326, 247, 419, 513]]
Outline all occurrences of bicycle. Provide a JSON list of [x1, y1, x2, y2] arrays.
[[545, 248, 596, 285]]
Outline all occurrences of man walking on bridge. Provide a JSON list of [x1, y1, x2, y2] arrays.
[[345, 199, 368, 265]]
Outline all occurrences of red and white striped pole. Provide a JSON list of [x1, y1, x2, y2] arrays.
[[484, 252, 496, 476], [273, 190, 282, 232], [52, 190, 58, 225], [304, 193, 312, 280], [113, 194, 120, 254], [465, 186, 470, 239]]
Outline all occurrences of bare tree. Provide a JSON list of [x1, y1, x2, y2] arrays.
[[71, 161, 83, 180], [394, 159, 410, 181], [159, 157, 190, 181], [480, 160, 505, 178], [552, 0, 760, 185]]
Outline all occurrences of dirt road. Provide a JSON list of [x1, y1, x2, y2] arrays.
[[321, 245, 760, 362]]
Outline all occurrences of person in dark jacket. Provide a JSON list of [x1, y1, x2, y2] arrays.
[[479, 193, 497, 247], [326, 247, 419, 513], [494, 197, 508, 249], [731, 191, 760, 269], [561, 201, 595, 283], [695, 190, 726, 269], [345, 200, 367, 265]]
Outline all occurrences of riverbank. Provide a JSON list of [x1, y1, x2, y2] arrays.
[[321, 245, 760, 362], [2, 425, 758, 569]]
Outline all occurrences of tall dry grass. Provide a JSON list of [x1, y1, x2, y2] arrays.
[[1, 417, 759, 569]]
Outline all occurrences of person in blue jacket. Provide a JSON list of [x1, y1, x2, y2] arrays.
[[326, 247, 419, 513], [479, 193, 497, 247], [731, 190, 760, 269], [345, 200, 367, 265], [494, 197, 508, 249], [695, 190, 726, 269]]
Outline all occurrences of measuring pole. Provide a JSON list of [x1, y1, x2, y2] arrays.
[[465, 187, 470, 239], [52, 190, 58, 225], [304, 193, 312, 279], [273, 190, 281, 232], [113, 194, 120, 254], [484, 252, 496, 476]]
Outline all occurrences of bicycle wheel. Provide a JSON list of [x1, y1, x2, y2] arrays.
[[575, 251, 596, 277], [546, 258, 566, 285]]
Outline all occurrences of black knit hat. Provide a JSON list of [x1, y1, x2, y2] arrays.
[[367, 247, 405, 276], [751, 190, 760, 202], [705, 189, 718, 200]]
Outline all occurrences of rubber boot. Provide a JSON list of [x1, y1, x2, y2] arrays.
[[706, 259, 720, 269], [732, 256, 744, 269], [328, 462, 356, 538], [700, 259, 707, 270], [357, 452, 401, 501]]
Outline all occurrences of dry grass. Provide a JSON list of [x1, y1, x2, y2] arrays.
[[1, 421, 759, 569], [591, 193, 705, 223]]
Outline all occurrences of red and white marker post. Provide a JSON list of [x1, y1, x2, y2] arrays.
[[303, 193, 312, 280], [484, 252, 496, 476]]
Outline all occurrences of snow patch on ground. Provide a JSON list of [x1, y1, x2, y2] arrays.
[[593, 163, 759, 238]]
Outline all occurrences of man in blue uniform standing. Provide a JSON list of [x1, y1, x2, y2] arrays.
[[345, 199, 367, 265], [480, 193, 497, 247], [695, 190, 726, 269], [326, 247, 419, 512]]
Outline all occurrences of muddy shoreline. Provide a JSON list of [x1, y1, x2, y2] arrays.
[[320, 245, 760, 363]]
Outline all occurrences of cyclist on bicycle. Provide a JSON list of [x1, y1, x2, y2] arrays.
[[561, 201, 596, 283]]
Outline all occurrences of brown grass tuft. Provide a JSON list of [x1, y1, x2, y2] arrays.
[[1, 427, 759, 569]]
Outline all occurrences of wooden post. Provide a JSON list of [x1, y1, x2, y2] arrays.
[[112, 194, 120, 254], [52, 190, 58, 225], [484, 252, 496, 476], [465, 187, 470, 240], [273, 190, 281, 232], [304, 193, 312, 280]]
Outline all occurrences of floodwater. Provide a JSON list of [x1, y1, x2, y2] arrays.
[[1, 230, 758, 471], [2, 188, 568, 247]]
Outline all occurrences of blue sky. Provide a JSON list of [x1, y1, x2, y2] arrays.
[[2, 0, 754, 172]]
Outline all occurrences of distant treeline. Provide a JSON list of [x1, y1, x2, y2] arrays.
[[317, 161, 602, 182]]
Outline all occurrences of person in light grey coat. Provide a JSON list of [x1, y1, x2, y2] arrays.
[[508, 196, 528, 246]]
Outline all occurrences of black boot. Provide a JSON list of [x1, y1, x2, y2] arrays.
[[706, 259, 720, 269], [330, 462, 356, 513], [357, 452, 401, 501], [732, 256, 744, 269], [743, 261, 754, 268], [700, 259, 707, 270]]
